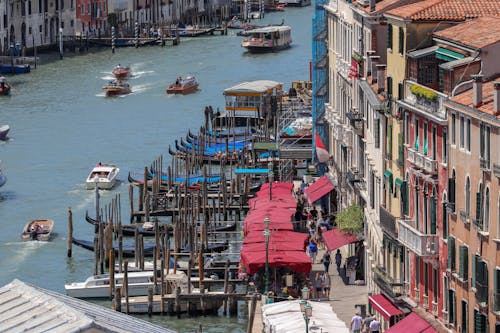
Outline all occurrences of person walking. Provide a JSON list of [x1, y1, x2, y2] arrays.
[[368, 317, 381, 333], [335, 249, 342, 271], [350, 311, 363, 333], [314, 272, 323, 299], [321, 271, 331, 299], [322, 250, 331, 273], [363, 313, 375, 333], [308, 238, 318, 263]]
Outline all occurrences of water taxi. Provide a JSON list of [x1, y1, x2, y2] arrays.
[[112, 64, 131, 79], [65, 271, 157, 298], [166, 76, 199, 94], [86, 163, 120, 189], [102, 80, 131, 97], [241, 26, 292, 53]]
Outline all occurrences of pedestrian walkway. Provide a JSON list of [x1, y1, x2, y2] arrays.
[[313, 247, 368, 329]]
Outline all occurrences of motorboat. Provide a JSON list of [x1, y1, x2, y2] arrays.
[[86, 163, 120, 190], [112, 65, 131, 79], [21, 219, 54, 241], [102, 80, 131, 97], [241, 26, 292, 53], [65, 271, 157, 298], [0, 167, 6, 188], [0, 124, 10, 140], [0, 76, 11, 96], [166, 75, 199, 94]]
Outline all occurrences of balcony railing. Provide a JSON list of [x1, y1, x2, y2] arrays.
[[493, 162, 500, 178], [407, 147, 437, 174], [404, 81, 447, 119], [372, 265, 405, 298], [480, 158, 490, 171], [380, 206, 396, 239], [343, 128, 352, 147], [476, 281, 488, 306], [397, 219, 438, 257], [459, 209, 470, 225], [334, 123, 343, 141]]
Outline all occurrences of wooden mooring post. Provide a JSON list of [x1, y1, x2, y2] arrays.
[[67, 206, 73, 257]]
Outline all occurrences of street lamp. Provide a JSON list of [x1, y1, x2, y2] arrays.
[[301, 286, 310, 300], [268, 161, 274, 201], [300, 300, 313, 333], [264, 217, 270, 294]]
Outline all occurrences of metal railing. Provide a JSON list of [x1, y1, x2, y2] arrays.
[[398, 219, 438, 257]]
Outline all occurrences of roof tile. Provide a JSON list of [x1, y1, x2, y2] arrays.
[[433, 16, 500, 49]]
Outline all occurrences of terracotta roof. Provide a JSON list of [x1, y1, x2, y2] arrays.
[[451, 80, 499, 117], [386, 0, 500, 21], [433, 16, 500, 49], [356, 0, 405, 14]]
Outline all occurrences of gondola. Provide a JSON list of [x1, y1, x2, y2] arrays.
[[72, 238, 229, 257], [85, 211, 236, 236]]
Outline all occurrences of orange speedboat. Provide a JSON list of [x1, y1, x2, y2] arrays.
[[166, 76, 199, 94], [103, 80, 131, 97], [112, 65, 131, 79]]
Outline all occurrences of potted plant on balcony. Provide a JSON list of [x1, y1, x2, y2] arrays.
[[409, 84, 438, 102]]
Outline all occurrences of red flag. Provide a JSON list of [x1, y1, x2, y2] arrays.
[[315, 133, 330, 163], [348, 59, 358, 79]]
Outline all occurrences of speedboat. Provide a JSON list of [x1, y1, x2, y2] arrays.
[[21, 219, 54, 241], [86, 163, 120, 190], [65, 271, 157, 298], [0, 124, 10, 140], [112, 65, 131, 79], [166, 76, 199, 94], [102, 80, 131, 97], [0, 76, 11, 96]]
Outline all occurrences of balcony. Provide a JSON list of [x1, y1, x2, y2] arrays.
[[346, 168, 361, 183], [373, 265, 404, 298], [459, 209, 470, 225], [346, 109, 364, 132], [380, 206, 396, 239], [407, 147, 438, 174], [397, 219, 438, 257], [476, 281, 488, 307], [402, 81, 447, 120], [480, 158, 490, 171], [493, 162, 500, 178]]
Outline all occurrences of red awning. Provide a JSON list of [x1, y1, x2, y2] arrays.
[[243, 230, 309, 247], [386, 313, 436, 333], [240, 250, 312, 275], [323, 228, 359, 252], [241, 241, 305, 252], [303, 176, 334, 205], [368, 294, 404, 320]]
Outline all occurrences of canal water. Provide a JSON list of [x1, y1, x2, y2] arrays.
[[0, 6, 312, 332]]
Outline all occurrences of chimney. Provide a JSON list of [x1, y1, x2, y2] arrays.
[[369, 0, 376, 12], [471, 74, 483, 108], [370, 55, 380, 83], [376, 64, 386, 93], [494, 82, 500, 114]]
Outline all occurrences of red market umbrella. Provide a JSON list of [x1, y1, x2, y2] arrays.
[[240, 250, 312, 275]]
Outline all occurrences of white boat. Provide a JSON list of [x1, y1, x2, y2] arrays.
[[278, 0, 311, 6], [86, 163, 120, 190], [241, 26, 292, 53], [65, 271, 157, 298]]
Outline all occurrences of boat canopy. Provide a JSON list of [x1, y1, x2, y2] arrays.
[[224, 80, 282, 95], [246, 25, 291, 34]]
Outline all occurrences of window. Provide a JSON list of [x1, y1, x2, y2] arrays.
[[459, 245, 468, 281], [387, 24, 393, 50], [29, 26, 32, 35], [28, 1, 32, 15], [432, 268, 438, 303], [443, 129, 448, 163], [473, 255, 488, 304], [432, 126, 437, 160], [39, 0, 42, 13], [466, 177, 471, 216], [451, 113, 456, 145], [375, 118, 380, 148], [474, 309, 488, 333], [460, 116, 464, 148], [398, 27, 404, 54], [414, 118, 420, 150], [387, 77, 393, 99], [494, 268, 500, 313], [466, 118, 471, 151], [405, 113, 410, 144], [484, 187, 490, 232], [447, 236, 455, 271], [449, 289, 457, 326], [461, 300, 468, 333], [398, 82, 404, 100], [424, 263, 429, 296], [423, 122, 428, 155], [430, 189, 436, 234]]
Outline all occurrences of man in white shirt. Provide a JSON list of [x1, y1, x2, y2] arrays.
[[369, 317, 381, 333], [351, 311, 363, 333]]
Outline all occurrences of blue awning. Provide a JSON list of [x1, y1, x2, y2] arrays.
[[234, 168, 270, 174]]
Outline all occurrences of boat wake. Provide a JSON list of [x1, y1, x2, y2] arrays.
[[2, 240, 51, 273], [100, 74, 115, 81]]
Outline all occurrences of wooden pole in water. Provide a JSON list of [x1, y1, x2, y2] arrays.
[[134, 227, 139, 268], [118, 234, 123, 273], [153, 246, 158, 290], [139, 234, 145, 270], [124, 260, 129, 314], [148, 287, 154, 317], [222, 259, 230, 315], [246, 293, 258, 333], [129, 184, 134, 224], [175, 286, 181, 318], [109, 249, 115, 300], [67, 206, 73, 258], [93, 237, 99, 276], [113, 287, 121, 312]]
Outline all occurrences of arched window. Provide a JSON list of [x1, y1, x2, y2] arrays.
[[484, 187, 490, 232], [465, 177, 471, 216]]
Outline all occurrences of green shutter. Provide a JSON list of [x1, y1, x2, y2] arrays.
[[448, 177, 455, 207], [495, 269, 499, 312], [401, 181, 408, 215], [448, 236, 454, 270], [387, 124, 393, 160], [398, 133, 404, 166], [474, 311, 486, 333], [387, 77, 393, 99], [398, 27, 404, 54], [472, 254, 477, 287], [463, 247, 468, 280], [459, 246, 465, 279], [387, 24, 393, 50], [430, 196, 436, 234], [475, 192, 482, 223]]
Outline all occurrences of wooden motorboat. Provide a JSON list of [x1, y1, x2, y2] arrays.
[[103, 80, 131, 97], [86, 163, 120, 190], [65, 270, 157, 298], [242, 26, 292, 53], [0, 124, 10, 140], [0, 76, 12, 96], [112, 65, 131, 79], [166, 76, 199, 94], [21, 219, 54, 241]]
